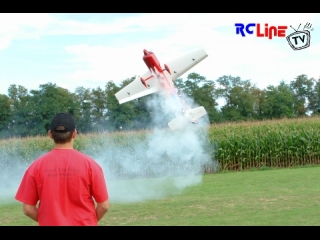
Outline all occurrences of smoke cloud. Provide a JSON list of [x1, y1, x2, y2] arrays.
[[0, 152, 42, 205], [0, 88, 216, 206], [90, 90, 215, 203]]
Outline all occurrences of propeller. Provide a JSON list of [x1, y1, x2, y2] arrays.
[[143, 49, 153, 56]]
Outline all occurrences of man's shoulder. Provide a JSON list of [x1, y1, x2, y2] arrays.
[[31, 151, 51, 163], [69, 149, 101, 166], [70, 149, 93, 159]]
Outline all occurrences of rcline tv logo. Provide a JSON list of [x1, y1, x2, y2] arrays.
[[286, 23, 313, 51], [235, 23, 288, 39]]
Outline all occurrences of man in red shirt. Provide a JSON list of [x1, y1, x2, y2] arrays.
[[15, 112, 109, 226]]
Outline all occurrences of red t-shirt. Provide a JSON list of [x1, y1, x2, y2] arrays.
[[15, 148, 109, 226]]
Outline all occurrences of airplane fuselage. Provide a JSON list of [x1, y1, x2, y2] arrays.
[[143, 50, 163, 74], [142, 49, 175, 94]]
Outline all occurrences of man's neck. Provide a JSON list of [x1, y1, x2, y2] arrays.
[[54, 142, 74, 149]]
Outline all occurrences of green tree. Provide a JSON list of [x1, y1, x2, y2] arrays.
[[172, 78, 184, 90], [307, 78, 319, 115], [74, 86, 94, 133], [214, 75, 257, 121], [252, 88, 267, 120], [6, 85, 32, 137], [105, 79, 137, 131], [304, 77, 320, 116], [7, 83, 78, 137], [0, 94, 11, 136], [290, 74, 314, 117], [31, 83, 78, 135], [264, 81, 295, 119], [91, 86, 108, 132], [8, 84, 28, 105]]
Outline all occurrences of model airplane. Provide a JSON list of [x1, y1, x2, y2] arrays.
[[115, 48, 208, 130]]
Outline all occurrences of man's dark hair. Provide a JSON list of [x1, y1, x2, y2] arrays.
[[51, 130, 73, 144]]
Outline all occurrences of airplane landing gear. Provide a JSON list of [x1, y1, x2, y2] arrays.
[[140, 77, 148, 88], [164, 64, 171, 75]]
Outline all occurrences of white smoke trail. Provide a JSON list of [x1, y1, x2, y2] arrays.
[[0, 90, 215, 206], [92, 91, 214, 203]]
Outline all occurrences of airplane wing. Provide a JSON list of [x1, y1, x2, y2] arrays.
[[162, 48, 208, 81], [115, 72, 161, 104], [115, 48, 208, 104]]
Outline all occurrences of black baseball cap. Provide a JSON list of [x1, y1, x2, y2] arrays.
[[50, 112, 76, 133]]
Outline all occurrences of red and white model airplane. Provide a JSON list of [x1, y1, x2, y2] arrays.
[[115, 48, 208, 130]]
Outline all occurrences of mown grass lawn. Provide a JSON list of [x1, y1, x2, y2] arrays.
[[2, 165, 320, 226]]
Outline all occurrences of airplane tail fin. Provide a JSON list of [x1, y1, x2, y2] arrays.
[[168, 106, 207, 130], [168, 115, 188, 131], [183, 106, 207, 122]]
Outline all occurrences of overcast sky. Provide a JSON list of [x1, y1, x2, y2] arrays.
[[0, 13, 319, 96]]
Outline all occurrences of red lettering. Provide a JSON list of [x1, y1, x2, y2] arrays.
[[265, 24, 268, 37], [256, 24, 264, 37], [268, 26, 277, 39], [248, 23, 288, 39], [277, 26, 287, 37]]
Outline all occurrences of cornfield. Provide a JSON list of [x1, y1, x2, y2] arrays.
[[209, 117, 320, 171], [1, 116, 320, 183]]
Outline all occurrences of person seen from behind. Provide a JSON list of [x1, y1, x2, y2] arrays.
[[15, 112, 109, 226]]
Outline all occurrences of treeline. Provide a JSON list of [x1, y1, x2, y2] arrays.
[[0, 73, 319, 138]]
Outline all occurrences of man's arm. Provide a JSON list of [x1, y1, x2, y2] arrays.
[[23, 204, 38, 222], [95, 199, 109, 221]]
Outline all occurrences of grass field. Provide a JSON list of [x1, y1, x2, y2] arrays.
[[2, 165, 320, 226]]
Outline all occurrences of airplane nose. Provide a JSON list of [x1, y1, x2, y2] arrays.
[[143, 49, 149, 55]]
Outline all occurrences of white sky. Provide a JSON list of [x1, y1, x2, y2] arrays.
[[0, 13, 319, 96]]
